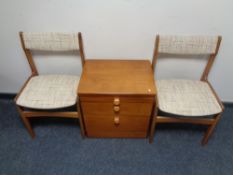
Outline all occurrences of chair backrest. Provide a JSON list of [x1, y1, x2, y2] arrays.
[[152, 35, 222, 80], [158, 35, 219, 54], [22, 32, 79, 51], [19, 32, 86, 75]]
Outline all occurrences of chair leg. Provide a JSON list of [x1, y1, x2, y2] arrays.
[[77, 102, 85, 138], [16, 106, 35, 138], [149, 116, 157, 143], [201, 113, 222, 145]]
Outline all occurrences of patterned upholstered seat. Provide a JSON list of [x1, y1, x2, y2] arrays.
[[16, 75, 80, 109], [157, 79, 222, 116]]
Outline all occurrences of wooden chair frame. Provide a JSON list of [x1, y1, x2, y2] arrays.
[[150, 35, 224, 145], [14, 32, 86, 138]]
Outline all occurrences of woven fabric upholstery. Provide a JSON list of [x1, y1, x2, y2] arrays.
[[16, 75, 80, 109], [23, 33, 79, 51], [157, 79, 222, 116], [158, 35, 218, 54]]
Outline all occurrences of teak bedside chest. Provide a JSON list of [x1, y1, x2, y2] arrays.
[[78, 60, 156, 138]]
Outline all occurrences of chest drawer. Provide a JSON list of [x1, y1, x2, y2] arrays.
[[80, 96, 154, 138], [81, 101, 152, 116]]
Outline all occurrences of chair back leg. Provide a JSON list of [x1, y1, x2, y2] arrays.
[[149, 117, 157, 143]]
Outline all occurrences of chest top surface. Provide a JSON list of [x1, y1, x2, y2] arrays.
[[78, 60, 156, 96]]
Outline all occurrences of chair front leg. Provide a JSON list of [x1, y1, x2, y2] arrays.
[[16, 106, 35, 138], [201, 113, 222, 145], [149, 101, 158, 143], [77, 100, 85, 138]]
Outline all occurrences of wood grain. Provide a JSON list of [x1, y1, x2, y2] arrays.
[[78, 60, 156, 96]]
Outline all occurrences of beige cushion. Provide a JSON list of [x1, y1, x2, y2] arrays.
[[157, 79, 222, 116], [16, 75, 80, 109], [23, 33, 79, 51], [158, 35, 219, 54]]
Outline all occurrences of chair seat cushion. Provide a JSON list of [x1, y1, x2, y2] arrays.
[[157, 79, 222, 116], [16, 75, 80, 109]]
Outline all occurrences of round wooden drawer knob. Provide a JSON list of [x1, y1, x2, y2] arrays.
[[113, 98, 120, 105], [113, 106, 120, 112], [114, 116, 120, 125]]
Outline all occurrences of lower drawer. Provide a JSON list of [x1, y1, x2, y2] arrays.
[[85, 114, 150, 137]]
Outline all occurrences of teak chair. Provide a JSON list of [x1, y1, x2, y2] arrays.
[[149, 35, 224, 145], [15, 32, 86, 138]]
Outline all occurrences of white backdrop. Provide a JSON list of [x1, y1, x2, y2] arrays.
[[0, 0, 232, 101]]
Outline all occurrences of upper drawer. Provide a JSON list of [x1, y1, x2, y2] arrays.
[[80, 95, 154, 103], [81, 101, 153, 116], [80, 96, 154, 116]]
